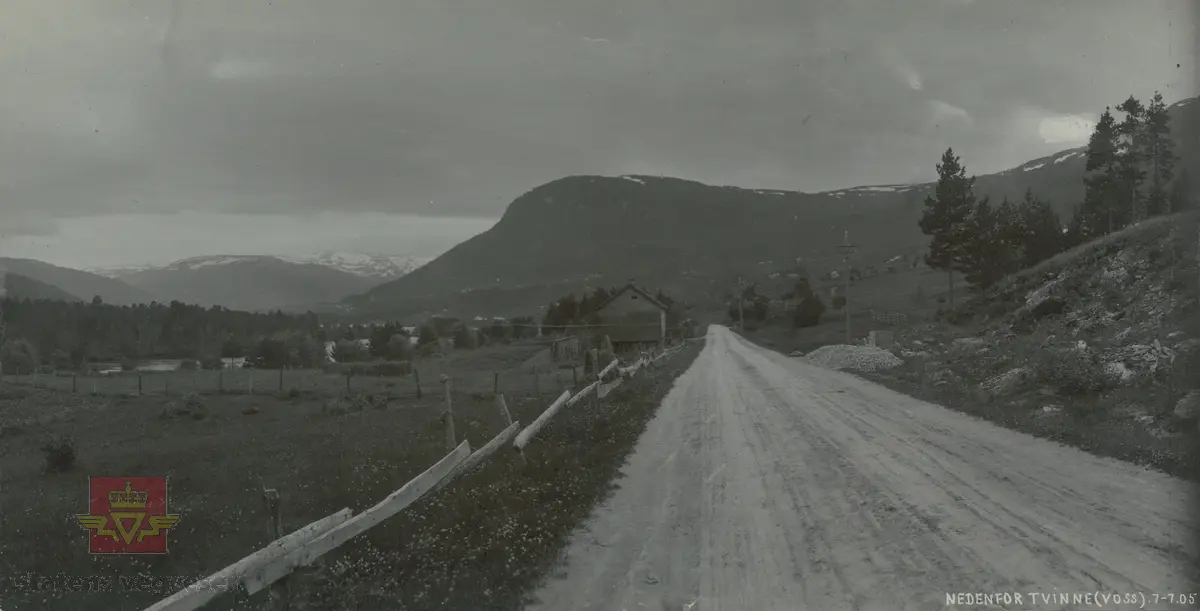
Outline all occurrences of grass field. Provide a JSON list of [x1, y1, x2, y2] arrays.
[[0, 339, 702, 611]]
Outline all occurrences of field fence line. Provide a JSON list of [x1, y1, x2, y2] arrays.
[[141, 340, 686, 611]]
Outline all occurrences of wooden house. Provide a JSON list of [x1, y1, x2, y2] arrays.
[[592, 282, 669, 353]]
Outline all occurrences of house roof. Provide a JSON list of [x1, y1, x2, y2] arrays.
[[593, 282, 670, 313]]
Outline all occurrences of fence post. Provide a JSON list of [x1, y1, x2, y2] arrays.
[[72, 374, 77, 393], [533, 365, 539, 395], [279, 369, 284, 392], [262, 488, 291, 610], [165, 374, 170, 397], [249, 373, 254, 396], [345, 372, 351, 394], [415, 368, 422, 399], [219, 369, 224, 393], [493, 372, 499, 395], [138, 373, 143, 395], [498, 393, 526, 468], [496, 393, 513, 427], [572, 366, 578, 386], [442, 375, 455, 451]]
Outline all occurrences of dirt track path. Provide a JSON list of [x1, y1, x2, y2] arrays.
[[526, 326, 1198, 611]]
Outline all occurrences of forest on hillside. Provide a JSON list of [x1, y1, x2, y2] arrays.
[[920, 91, 1191, 302]]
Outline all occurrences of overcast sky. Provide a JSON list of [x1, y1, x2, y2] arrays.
[[0, 0, 1195, 269]]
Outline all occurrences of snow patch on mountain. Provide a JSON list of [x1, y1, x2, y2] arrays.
[[278, 252, 433, 279], [1052, 151, 1081, 164], [90, 252, 432, 280], [169, 256, 261, 270]]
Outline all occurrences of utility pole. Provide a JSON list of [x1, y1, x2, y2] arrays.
[[837, 231, 857, 345], [737, 277, 745, 332]]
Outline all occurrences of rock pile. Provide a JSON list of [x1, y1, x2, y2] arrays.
[[804, 345, 903, 373]]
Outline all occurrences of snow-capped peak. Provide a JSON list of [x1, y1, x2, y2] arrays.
[[88, 252, 433, 280], [276, 252, 433, 279]]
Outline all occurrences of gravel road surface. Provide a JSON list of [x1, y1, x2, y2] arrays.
[[526, 326, 1197, 611]]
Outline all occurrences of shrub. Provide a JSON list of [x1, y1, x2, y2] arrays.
[[453, 326, 479, 350], [1034, 349, 1107, 396], [386, 335, 414, 361], [179, 359, 199, 371], [41, 435, 77, 472], [120, 359, 137, 371], [0, 338, 39, 375]]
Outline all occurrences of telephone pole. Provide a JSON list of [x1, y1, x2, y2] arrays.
[[837, 231, 857, 344], [736, 277, 745, 332]]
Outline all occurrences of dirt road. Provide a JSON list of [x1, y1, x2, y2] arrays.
[[526, 326, 1198, 611]]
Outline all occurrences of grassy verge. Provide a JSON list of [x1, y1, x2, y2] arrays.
[[298, 343, 702, 610], [855, 367, 1200, 482], [0, 342, 701, 611]]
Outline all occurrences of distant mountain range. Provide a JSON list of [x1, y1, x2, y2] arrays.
[[0, 269, 83, 303], [4, 96, 1194, 320], [88, 252, 432, 282], [110, 253, 430, 312], [0, 252, 430, 313], [346, 97, 1197, 321], [0, 257, 156, 305]]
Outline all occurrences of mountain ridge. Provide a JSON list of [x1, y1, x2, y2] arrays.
[[345, 97, 1195, 321]]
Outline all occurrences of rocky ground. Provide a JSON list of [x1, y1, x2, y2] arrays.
[[802, 213, 1200, 480]]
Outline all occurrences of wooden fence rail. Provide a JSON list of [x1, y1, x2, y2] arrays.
[[144, 508, 354, 611], [241, 441, 472, 595]]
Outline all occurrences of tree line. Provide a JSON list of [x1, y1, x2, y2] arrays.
[[0, 297, 324, 374], [919, 91, 1188, 303], [726, 278, 828, 330]]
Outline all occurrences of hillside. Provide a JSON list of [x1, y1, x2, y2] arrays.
[[0, 257, 153, 305], [118, 255, 380, 312], [865, 212, 1200, 479], [0, 270, 81, 302], [347, 97, 1198, 321]]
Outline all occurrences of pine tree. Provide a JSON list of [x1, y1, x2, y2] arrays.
[[918, 148, 977, 307], [1114, 96, 1147, 223], [1015, 189, 1063, 267], [1143, 91, 1176, 217], [958, 197, 1013, 291], [994, 197, 1024, 273], [1082, 109, 1120, 238], [1063, 203, 1088, 249], [1171, 168, 1195, 212]]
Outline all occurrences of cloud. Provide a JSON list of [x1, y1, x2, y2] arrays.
[[1037, 113, 1096, 145], [928, 100, 972, 125], [208, 58, 278, 80], [0, 0, 1189, 269]]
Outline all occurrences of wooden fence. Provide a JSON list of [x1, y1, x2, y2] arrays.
[[870, 309, 909, 325], [0, 360, 588, 400], [141, 342, 685, 611]]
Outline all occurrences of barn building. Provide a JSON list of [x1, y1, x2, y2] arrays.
[[591, 282, 668, 353]]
